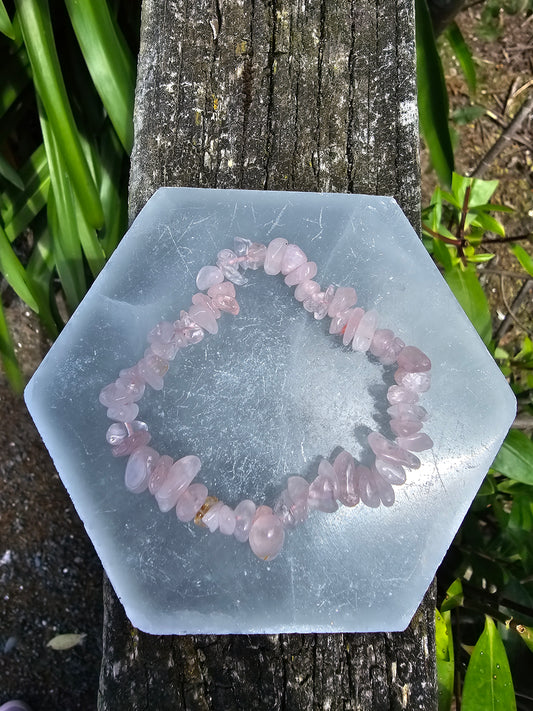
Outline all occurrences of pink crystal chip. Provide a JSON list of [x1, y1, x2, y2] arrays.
[[248, 512, 285, 560], [397, 345, 431, 373], [125, 446, 160, 494]]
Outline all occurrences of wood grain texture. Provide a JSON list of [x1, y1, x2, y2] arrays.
[[100, 1, 435, 708]]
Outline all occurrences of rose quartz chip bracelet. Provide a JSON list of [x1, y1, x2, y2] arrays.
[[99, 237, 433, 561]]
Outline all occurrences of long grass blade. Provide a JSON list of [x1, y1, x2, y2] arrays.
[[2, 144, 50, 242], [64, 0, 135, 154], [99, 123, 127, 256], [415, 0, 455, 187], [0, 0, 15, 39], [0, 153, 24, 189], [445, 21, 476, 95], [14, 0, 104, 228], [38, 97, 85, 311], [0, 296, 23, 392], [0, 221, 40, 313]]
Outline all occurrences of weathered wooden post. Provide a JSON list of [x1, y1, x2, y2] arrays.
[[98, 1, 437, 707]]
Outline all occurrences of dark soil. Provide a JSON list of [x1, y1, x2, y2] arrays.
[[0, 5, 531, 710]]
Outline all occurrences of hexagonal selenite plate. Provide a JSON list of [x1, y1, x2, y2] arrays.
[[25, 188, 516, 635]]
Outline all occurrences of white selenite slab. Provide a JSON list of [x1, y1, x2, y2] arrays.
[[25, 187, 516, 634]]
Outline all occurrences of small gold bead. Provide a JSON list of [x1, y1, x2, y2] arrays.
[[194, 496, 219, 526]]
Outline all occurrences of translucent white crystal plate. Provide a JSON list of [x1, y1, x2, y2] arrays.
[[24, 188, 516, 634]]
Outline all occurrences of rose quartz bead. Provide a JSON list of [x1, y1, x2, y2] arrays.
[[192, 292, 221, 318], [218, 505, 237, 535], [274, 490, 297, 528], [397, 432, 434, 452], [387, 403, 428, 421], [155, 455, 202, 512], [387, 385, 419, 405], [390, 417, 423, 437], [333, 450, 359, 506], [176, 483, 208, 521], [99, 381, 135, 408], [374, 458, 406, 485], [212, 294, 240, 315], [264, 238, 288, 275], [342, 308, 364, 346], [148, 454, 173, 495], [369, 329, 394, 358], [202, 500, 224, 532], [107, 402, 139, 422], [196, 265, 224, 291], [358, 466, 380, 508], [106, 420, 148, 446], [329, 308, 351, 335], [308, 459, 339, 513], [372, 467, 395, 507], [274, 476, 309, 528], [352, 309, 378, 352], [118, 369, 146, 400], [125, 446, 160, 494], [394, 369, 431, 393], [254, 505, 273, 520], [368, 432, 421, 469], [397, 345, 431, 373], [284, 261, 317, 287], [287, 476, 310, 522], [244, 242, 267, 270], [327, 287, 357, 318], [138, 350, 169, 390], [248, 512, 285, 560], [189, 301, 218, 334], [380, 337, 405, 366], [233, 499, 256, 542], [281, 244, 307, 275], [207, 280, 236, 298], [304, 285, 335, 320], [174, 310, 204, 345], [147, 321, 181, 360], [216, 249, 247, 285], [111, 430, 151, 457], [294, 280, 320, 302]]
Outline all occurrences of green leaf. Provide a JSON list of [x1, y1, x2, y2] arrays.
[[415, 0, 454, 187], [469, 178, 499, 207], [444, 265, 492, 345], [38, 96, 85, 311], [0, 0, 15, 39], [0, 295, 23, 392], [461, 616, 516, 711], [445, 21, 476, 94], [64, 0, 135, 154], [14, 0, 104, 228], [466, 253, 495, 264], [436, 609, 454, 711], [471, 211, 505, 237], [0, 153, 24, 189], [0, 222, 40, 314], [0, 45, 32, 120], [441, 579, 464, 612], [2, 148, 50, 243], [510, 243, 533, 277], [492, 430, 533, 485]]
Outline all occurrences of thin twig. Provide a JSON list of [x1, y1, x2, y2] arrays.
[[497, 275, 533, 338], [484, 233, 533, 245], [471, 93, 533, 178]]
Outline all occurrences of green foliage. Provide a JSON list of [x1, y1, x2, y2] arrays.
[[0, 0, 137, 389], [415, 0, 455, 187], [478, 0, 533, 41]]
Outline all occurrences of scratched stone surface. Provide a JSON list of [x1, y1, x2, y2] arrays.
[[25, 187, 516, 635]]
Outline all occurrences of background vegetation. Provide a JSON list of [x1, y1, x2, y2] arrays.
[[0, 0, 532, 708]]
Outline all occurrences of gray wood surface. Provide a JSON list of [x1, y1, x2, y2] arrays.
[[99, 0, 436, 708]]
